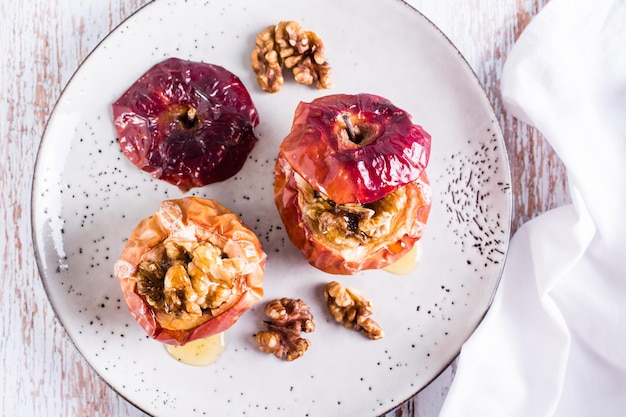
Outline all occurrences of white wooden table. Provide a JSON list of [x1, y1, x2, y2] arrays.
[[1, 0, 569, 415]]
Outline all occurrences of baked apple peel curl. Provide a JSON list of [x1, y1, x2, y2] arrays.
[[274, 93, 432, 275], [114, 197, 266, 345]]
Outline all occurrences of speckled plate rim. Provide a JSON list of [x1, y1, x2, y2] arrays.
[[30, 0, 513, 415], [30, 2, 156, 414]]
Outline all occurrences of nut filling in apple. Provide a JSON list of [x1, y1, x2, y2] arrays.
[[136, 237, 247, 331], [295, 170, 406, 248]]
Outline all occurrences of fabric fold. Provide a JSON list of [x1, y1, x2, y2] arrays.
[[439, 0, 626, 415]]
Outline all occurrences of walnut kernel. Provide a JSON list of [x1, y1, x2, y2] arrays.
[[250, 25, 284, 93], [136, 238, 240, 323], [251, 21, 332, 93], [255, 298, 315, 361], [324, 281, 384, 340]]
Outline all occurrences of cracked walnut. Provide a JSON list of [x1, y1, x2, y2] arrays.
[[251, 20, 332, 93]]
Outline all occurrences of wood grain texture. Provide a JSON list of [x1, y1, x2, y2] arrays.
[[0, 0, 567, 416]]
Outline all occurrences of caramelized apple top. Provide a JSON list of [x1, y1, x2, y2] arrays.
[[279, 93, 431, 204]]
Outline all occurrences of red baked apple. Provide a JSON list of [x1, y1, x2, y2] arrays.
[[274, 93, 432, 275], [112, 58, 259, 192]]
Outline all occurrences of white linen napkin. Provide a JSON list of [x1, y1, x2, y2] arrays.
[[439, 0, 626, 416]]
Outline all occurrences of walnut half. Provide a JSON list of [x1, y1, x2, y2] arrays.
[[250, 25, 284, 93], [251, 20, 332, 93], [324, 281, 384, 340], [255, 298, 315, 361]]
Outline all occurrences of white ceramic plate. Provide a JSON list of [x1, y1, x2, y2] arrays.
[[32, 0, 512, 415]]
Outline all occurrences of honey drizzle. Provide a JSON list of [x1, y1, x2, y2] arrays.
[[384, 242, 423, 275], [164, 332, 226, 366]]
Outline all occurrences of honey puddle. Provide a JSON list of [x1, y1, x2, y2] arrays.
[[165, 332, 226, 366], [384, 242, 423, 275]]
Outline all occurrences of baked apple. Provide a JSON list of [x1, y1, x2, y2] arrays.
[[114, 197, 266, 345], [112, 58, 259, 192], [274, 93, 432, 275]]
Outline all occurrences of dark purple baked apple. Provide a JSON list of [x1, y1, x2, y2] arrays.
[[112, 58, 259, 191]]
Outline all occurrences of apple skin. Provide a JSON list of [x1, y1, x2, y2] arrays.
[[279, 93, 431, 205], [114, 197, 266, 346], [112, 58, 259, 192], [274, 153, 431, 275]]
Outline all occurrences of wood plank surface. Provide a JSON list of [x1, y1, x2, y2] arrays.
[[0, 0, 568, 416]]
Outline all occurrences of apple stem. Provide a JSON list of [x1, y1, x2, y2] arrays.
[[187, 107, 197, 123], [179, 107, 198, 129], [342, 113, 360, 144]]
